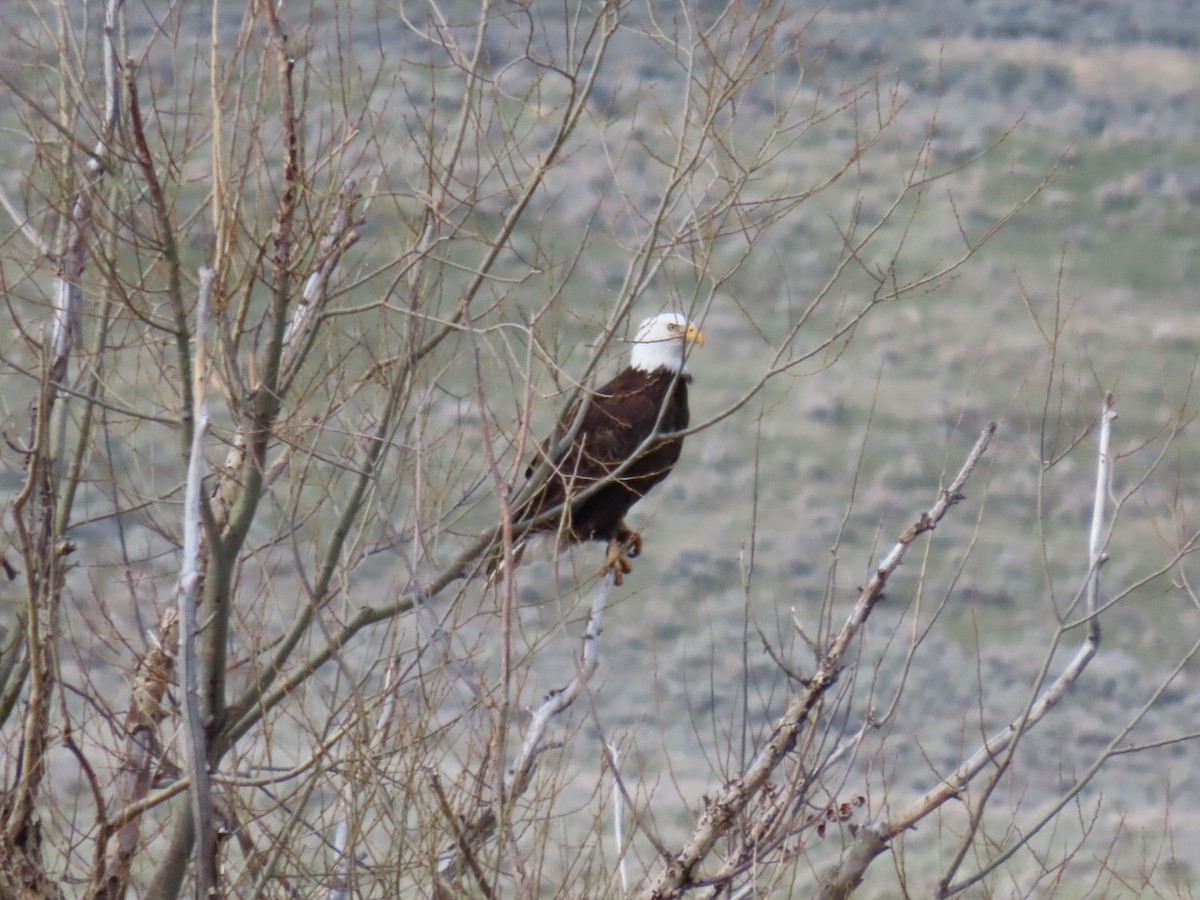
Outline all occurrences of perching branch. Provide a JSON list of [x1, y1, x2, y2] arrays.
[[436, 573, 617, 886]]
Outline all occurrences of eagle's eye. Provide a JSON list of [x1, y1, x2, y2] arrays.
[[667, 323, 678, 332]]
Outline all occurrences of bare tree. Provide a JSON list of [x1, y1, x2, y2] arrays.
[[2, 1, 1197, 898]]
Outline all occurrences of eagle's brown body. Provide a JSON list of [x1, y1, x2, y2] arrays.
[[518, 366, 690, 551]]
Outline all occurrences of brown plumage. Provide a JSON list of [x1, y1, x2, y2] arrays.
[[493, 313, 704, 585]]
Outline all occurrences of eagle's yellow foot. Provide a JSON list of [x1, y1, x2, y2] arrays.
[[616, 523, 643, 560], [603, 536, 637, 586]]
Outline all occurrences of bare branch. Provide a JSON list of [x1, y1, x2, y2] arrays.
[[179, 267, 217, 896]]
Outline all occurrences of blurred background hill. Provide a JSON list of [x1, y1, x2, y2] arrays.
[[2, 0, 1199, 895]]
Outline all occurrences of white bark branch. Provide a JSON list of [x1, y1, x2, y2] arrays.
[[610, 742, 630, 895], [509, 573, 614, 796], [51, 0, 125, 379], [179, 267, 216, 895], [279, 179, 362, 390], [1085, 393, 1115, 637]]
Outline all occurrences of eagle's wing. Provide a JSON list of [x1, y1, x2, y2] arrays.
[[519, 369, 664, 518]]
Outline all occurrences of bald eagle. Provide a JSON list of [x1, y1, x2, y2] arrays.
[[494, 312, 705, 585]]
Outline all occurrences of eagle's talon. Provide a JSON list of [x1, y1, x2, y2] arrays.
[[616, 524, 643, 559], [604, 537, 636, 586]]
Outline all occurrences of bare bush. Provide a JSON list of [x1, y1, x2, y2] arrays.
[[2, 1, 1197, 898]]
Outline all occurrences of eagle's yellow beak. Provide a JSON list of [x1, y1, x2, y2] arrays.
[[685, 324, 705, 347]]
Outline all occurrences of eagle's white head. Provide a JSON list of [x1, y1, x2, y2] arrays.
[[629, 312, 705, 374]]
